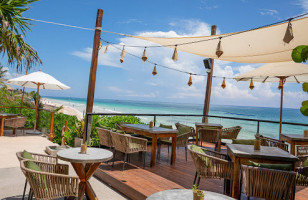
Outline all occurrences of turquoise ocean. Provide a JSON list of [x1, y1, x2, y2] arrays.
[[45, 97, 308, 140]]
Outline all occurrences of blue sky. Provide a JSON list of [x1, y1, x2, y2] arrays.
[[2, 0, 308, 108]]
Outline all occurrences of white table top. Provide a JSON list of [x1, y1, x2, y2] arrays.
[[57, 147, 113, 164], [146, 189, 234, 200]]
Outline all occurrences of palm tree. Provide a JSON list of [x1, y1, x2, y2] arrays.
[[0, 0, 42, 72], [0, 64, 8, 87]]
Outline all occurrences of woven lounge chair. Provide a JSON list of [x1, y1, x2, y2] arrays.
[[240, 165, 296, 200], [20, 160, 78, 200], [188, 145, 233, 193], [5, 116, 27, 135], [255, 134, 289, 152], [158, 123, 193, 161], [97, 127, 113, 149], [16, 151, 61, 200], [110, 131, 147, 170], [295, 145, 308, 186], [221, 126, 241, 140]]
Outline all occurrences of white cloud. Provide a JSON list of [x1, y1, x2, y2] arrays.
[[260, 9, 279, 16], [117, 19, 143, 24], [298, 0, 308, 11], [168, 85, 204, 99], [107, 86, 159, 98]]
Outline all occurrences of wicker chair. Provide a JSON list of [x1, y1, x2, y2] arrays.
[[110, 131, 147, 170], [158, 125, 193, 161], [5, 116, 27, 135], [175, 123, 195, 138], [20, 160, 79, 200], [295, 145, 308, 186], [255, 134, 289, 152], [188, 145, 233, 193], [16, 151, 60, 200], [198, 127, 219, 148], [221, 126, 241, 140], [240, 165, 296, 200], [97, 127, 113, 149]]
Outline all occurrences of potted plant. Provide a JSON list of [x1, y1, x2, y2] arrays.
[[192, 185, 198, 200], [74, 117, 85, 147]]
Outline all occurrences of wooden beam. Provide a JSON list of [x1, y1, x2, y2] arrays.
[[84, 9, 103, 142], [202, 25, 217, 123]]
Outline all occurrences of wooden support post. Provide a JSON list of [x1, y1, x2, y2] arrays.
[[84, 9, 104, 142], [64, 120, 68, 131], [202, 25, 217, 123], [49, 111, 55, 141]]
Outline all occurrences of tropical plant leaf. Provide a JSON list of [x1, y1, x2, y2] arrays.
[[300, 104, 308, 116], [302, 100, 308, 107], [292, 45, 307, 63], [303, 82, 308, 93], [302, 46, 308, 62]]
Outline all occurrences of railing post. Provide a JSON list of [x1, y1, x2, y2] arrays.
[[48, 112, 55, 141], [154, 115, 156, 126], [257, 121, 260, 133]]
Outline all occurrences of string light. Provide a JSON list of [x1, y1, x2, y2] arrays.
[[283, 19, 294, 44], [188, 74, 193, 86], [249, 79, 254, 90], [104, 42, 109, 53], [216, 37, 223, 58], [120, 46, 125, 63], [172, 45, 178, 61], [221, 78, 226, 89], [98, 41, 102, 50], [152, 64, 157, 76], [142, 47, 148, 62]]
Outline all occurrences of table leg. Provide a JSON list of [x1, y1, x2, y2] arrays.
[[195, 126, 199, 146], [151, 136, 157, 167], [72, 162, 101, 200], [231, 157, 240, 199], [0, 118, 4, 136], [290, 141, 296, 155], [217, 128, 222, 152], [171, 136, 177, 165]]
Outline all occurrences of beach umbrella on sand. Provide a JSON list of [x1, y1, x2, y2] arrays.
[[7, 70, 70, 134], [234, 61, 308, 139]]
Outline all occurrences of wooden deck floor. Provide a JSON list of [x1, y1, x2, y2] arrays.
[[94, 142, 308, 200]]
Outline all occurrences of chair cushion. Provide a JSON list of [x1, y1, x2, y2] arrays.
[[191, 145, 205, 154], [27, 161, 42, 171], [22, 150, 34, 160], [249, 161, 292, 171], [303, 158, 308, 167], [232, 139, 255, 145], [159, 124, 173, 129], [177, 126, 191, 136]]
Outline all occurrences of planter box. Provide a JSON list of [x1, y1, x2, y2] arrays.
[[45, 145, 70, 156], [74, 137, 83, 147]]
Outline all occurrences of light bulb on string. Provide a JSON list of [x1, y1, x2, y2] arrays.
[[216, 37, 223, 58], [249, 79, 254, 90], [120, 46, 125, 63], [142, 47, 148, 62], [104, 42, 109, 54], [221, 78, 226, 89], [98, 41, 102, 50], [283, 19, 294, 43], [172, 45, 178, 61], [188, 74, 192, 86], [152, 64, 157, 76]]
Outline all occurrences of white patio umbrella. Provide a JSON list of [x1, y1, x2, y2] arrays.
[[7, 70, 70, 133], [234, 61, 308, 138]]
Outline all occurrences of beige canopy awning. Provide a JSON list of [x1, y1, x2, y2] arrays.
[[129, 17, 308, 63], [234, 61, 308, 83]]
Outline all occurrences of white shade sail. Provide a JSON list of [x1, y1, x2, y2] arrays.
[[234, 62, 308, 83], [129, 17, 308, 63], [7, 71, 70, 90]]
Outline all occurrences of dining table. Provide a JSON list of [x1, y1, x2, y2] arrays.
[[280, 133, 308, 155], [121, 124, 178, 167], [227, 143, 299, 199], [195, 122, 223, 150], [0, 113, 18, 136], [57, 147, 113, 200], [146, 189, 235, 200]]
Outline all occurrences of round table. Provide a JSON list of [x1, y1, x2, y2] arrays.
[[57, 147, 113, 200], [146, 189, 234, 200]]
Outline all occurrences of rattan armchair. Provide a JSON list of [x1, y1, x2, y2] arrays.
[[97, 127, 113, 149], [240, 165, 296, 200], [295, 145, 308, 186], [110, 131, 147, 170], [221, 126, 241, 140], [20, 160, 79, 200], [188, 145, 233, 193], [255, 134, 289, 152], [5, 116, 27, 135]]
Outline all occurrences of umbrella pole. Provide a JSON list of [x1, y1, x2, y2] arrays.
[[20, 69, 28, 113], [279, 79, 284, 140], [35, 84, 40, 130]]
